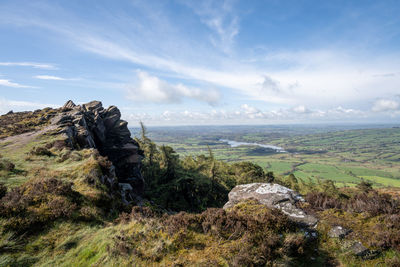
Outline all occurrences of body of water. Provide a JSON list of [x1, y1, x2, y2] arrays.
[[220, 139, 286, 152]]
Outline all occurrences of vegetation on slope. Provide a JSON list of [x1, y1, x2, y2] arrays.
[[0, 108, 58, 139], [1, 111, 400, 266], [136, 123, 275, 212]]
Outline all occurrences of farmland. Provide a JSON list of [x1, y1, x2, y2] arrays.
[[131, 124, 400, 188]]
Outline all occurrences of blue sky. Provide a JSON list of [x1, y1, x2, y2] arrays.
[[0, 0, 400, 125]]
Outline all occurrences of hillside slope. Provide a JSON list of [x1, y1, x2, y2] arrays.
[[1, 101, 400, 266]]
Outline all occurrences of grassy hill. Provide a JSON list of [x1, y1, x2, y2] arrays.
[[1, 108, 400, 266]]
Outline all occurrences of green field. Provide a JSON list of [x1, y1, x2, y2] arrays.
[[134, 125, 400, 188]]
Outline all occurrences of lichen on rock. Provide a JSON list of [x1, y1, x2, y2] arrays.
[[223, 182, 318, 227]]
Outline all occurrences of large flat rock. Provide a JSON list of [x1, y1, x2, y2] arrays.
[[223, 183, 318, 227]]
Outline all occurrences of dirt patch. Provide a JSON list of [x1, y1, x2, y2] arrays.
[[0, 125, 59, 150]]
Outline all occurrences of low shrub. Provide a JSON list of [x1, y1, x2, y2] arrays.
[[0, 108, 57, 138], [78, 206, 103, 221], [0, 183, 7, 198], [305, 189, 400, 216], [113, 201, 310, 266], [0, 159, 15, 172], [232, 161, 274, 184], [310, 186, 400, 255], [30, 146, 54, 157], [48, 139, 67, 150], [0, 178, 80, 233], [161, 200, 296, 238]]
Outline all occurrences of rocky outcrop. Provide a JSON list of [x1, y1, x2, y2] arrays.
[[51, 100, 144, 204], [223, 183, 318, 227]]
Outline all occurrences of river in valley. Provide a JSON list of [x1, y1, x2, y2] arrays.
[[220, 139, 286, 152]]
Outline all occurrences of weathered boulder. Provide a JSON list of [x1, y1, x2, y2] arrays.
[[223, 183, 318, 227], [349, 242, 370, 257], [347, 241, 379, 259], [329, 226, 351, 239]]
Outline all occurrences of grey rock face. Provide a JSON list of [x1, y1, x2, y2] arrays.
[[223, 183, 318, 227], [119, 183, 134, 204], [62, 100, 76, 110], [349, 242, 369, 257], [52, 100, 145, 204], [82, 100, 103, 112], [328, 226, 351, 239]]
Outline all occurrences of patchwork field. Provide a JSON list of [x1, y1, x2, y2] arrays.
[[132, 124, 400, 188]]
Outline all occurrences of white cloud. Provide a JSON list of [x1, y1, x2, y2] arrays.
[[184, 0, 239, 54], [372, 99, 399, 112], [123, 112, 152, 122], [3, 3, 400, 116], [0, 79, 34, 88], [34, 75, 66, 80], [292, 105, 310, 114], [261, 76, 282, 93], [0, 62, 56, 69], [123, 104, 376, 126], [240, 104, 265, 119], [126, 71, 220, 105], [67, 30, 400, 109]]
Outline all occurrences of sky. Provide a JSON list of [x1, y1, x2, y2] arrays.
[[0, 0, 400, 126]]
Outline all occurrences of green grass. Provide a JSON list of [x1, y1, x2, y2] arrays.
[[360, 176, 400, 187], [146, 127, 400, 188], [297, 163, 359, 183], [256, 161, 294, 174]]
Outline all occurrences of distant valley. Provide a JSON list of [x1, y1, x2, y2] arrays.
[[133, 124, 400, 188]]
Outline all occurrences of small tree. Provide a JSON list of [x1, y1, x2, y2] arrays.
[[232, 161, 266, 184], [160, 145, 179, 182], [357, 179, 373, 193]]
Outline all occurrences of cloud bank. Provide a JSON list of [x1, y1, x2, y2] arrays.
[[372, 99, 399, 112], [0, 98, 57, 114], [0, 62, 56, 69], [0, 79, 33, 88], [126, 71, 220, 105], [34, 75, 66, 80], [1, 1, 400, 125]]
